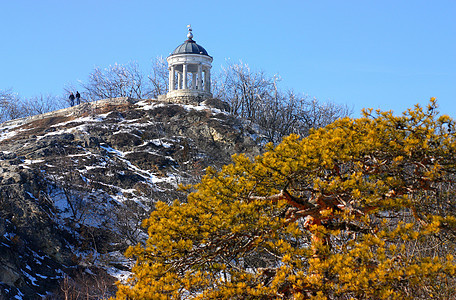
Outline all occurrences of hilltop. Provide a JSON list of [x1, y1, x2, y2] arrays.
[[0, 97, 262, 299]]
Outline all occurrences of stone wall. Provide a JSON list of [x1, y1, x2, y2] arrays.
[[164, 89, 212, 105], [165, 95, 208, 105]]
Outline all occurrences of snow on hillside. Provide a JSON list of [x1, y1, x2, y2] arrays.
[[0, 98, 263, 298]]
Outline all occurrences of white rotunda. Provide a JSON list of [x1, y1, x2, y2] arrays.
[[165, 26, 213, 104]]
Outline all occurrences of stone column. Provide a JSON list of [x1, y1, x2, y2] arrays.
[[168, 68, 172, 91], [171, 66, 176, 91], [182, 64, 188, 89], [170, 66, 175, 91], [191, 72, 197, 89], [204, 68, 211, 92], [177, 72, 182, 90], [197, 64, 203, 90]]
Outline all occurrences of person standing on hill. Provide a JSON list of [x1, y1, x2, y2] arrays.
[[69, 92, 75, 107], [76, 91, 81, 105]]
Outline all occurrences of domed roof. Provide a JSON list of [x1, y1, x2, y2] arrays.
[[171, 39, 209, 56], [170, 26, 210, 57]]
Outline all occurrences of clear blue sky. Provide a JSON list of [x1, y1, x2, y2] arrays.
[[1, 0, 455, 117]]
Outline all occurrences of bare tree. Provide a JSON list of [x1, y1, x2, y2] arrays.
[[48, 168, 92, 225], [21, 94, 65, 116], [52, 268, 116, 300], [0, 88, 23, 122], [81, 62, 146, 101], [0, 88, 70, 123], [285, 93, 353, 138], [214, 61, 352, 143], [214, 61, 274, 119], [254, 84, 299, 144], [146, 56, 169, 99], [115, 199, 149, 246]]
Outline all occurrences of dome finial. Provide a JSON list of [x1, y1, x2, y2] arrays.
[[187, 24, 193, 40]]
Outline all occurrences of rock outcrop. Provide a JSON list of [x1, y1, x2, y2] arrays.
[[0, 98, 263, 299]]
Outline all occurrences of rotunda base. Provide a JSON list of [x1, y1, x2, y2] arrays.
[[165, 90, 212, 105]]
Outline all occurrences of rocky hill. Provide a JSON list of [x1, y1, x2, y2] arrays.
[[0, 97, 263, 299]]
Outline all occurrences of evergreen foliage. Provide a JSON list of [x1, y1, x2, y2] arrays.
[[115, 99, 456, 299]]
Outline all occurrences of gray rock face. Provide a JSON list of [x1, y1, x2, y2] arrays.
[[0, 98, 263, 298]]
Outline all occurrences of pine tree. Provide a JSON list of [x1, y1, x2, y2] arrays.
[[115, 98, 456, 299]]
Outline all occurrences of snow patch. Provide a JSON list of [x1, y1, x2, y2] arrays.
[[100, 144, 178, 188], [135, 100, 162, 111], [107, 267, 132, 283], [22, 159, 45, 165], [101, 145, 125, 157], [0, 128, 18, 142], [13, 290, 24, 300], [151, 138, 173, 148], [23, 271, 38, 286]]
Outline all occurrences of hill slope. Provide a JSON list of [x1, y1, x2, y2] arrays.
[[0, 98, 262, 299]]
